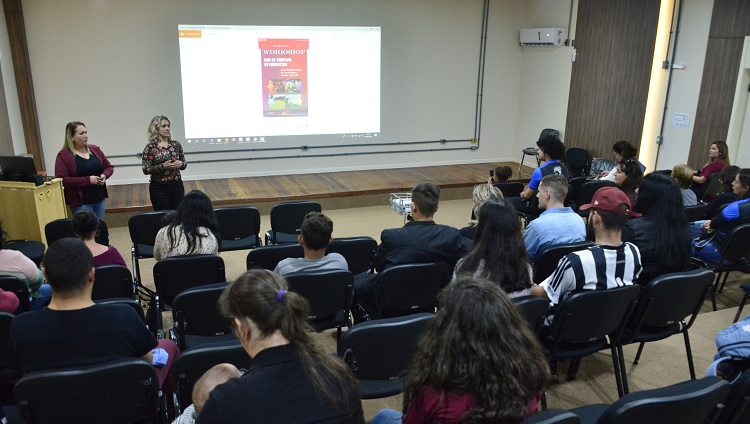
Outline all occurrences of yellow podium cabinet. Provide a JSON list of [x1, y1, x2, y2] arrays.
[[0, 178, 67, 245]]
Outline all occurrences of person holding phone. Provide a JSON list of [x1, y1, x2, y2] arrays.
[[142, 115, 187, 211]]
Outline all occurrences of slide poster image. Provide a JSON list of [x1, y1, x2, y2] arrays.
[[260, 39, 309, 117]]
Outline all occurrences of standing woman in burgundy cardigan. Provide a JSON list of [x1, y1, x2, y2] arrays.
[[54, 121, 114, 220], [142, 115, 187, 211]]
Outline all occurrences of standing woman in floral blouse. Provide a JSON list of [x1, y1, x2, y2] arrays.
[[142, 115, 187, 210]]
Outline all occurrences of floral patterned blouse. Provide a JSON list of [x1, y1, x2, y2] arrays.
[[142, 140, 187, 183], [153, 225, 219, 261]]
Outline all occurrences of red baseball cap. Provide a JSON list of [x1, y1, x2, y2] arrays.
[[579, 187, 641, 217]]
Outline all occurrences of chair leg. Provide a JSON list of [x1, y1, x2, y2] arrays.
[[719, 271, 731, 292], [611, 345, 625, 398], [540, 390, 547, 411], [734, 292, 750, 323], [566, 358, 581, 381], [617, 344, 630, 395], [683, 330, 696, 380], [711, 280, 717, 312], [633, 342, 646, 364]]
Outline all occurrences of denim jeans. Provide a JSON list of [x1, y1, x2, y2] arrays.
[[30, 283, 52, 310], [371, 409, 403, 424], [71, 198, 106, 221]]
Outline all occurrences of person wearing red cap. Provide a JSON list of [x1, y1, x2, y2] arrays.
[[530, 187, 642, 323]]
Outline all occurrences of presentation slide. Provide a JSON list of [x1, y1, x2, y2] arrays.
[[178, 25, 381, 149]]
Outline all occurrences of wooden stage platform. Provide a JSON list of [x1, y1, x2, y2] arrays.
[[107, 161, 533, 216]]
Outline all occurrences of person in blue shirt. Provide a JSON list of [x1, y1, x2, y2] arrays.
[[510, 133, 570, 216]]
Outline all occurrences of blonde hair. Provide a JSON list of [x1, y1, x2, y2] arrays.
[[192, 363, 242, 413], [61, 121, 88, 154], [147, 115, 172, 143], [672, 164, 694, 189], [469, 184, 503, 226]]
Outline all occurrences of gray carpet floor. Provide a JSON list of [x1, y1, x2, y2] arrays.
[[104, 197, 750, 421]]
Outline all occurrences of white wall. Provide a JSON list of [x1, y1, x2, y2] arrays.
[[19, 0, 530, 184], [653, 0, 714, 170]]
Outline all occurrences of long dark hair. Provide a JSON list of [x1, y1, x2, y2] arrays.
[[617, 160, 643, 196], [402, 275, 549, 423], [456, 198, 531, 294], [219, 270, 360, 416], [633, 173, 691, 275], [165, 190, 221, 253]]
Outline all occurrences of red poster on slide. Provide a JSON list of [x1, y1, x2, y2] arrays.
[[259, 39, 309, 117]]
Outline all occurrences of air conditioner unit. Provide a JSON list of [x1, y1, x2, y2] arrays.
[[520, 28, 566, 46]]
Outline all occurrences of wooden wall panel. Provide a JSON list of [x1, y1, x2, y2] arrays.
[[564, 0, 660, 160], [689, 0, 750, 167]]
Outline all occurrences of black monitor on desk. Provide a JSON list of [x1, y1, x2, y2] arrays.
[[0, 155, 42, 184]]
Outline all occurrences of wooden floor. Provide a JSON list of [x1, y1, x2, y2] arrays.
[[107, 161, 533, 213]]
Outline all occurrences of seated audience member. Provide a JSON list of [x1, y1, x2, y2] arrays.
[[72, 210, 126, 267], [692, 140, 730, 197], [531, 187, 642, 321], [459, 184, 503, 240], [673, 164, 699, 206], [273, 212, 347, 277], [354, 182, 471, 307], [704, 165, 740, 219], [488, 164, 513, 184], [7, 238, 178, 391], [523, 174, 586, 260], [511, 133, 570, 216], [154, 190, 220, 260], [0, 221, 51, 310], [599, 140, 645, 181], [372, 275, 548, 424], [174, 363, 242, 424], [693, 168, 750, 267], [623, 173, 691, 285], [613, 159, 643, 206], [455, 198, 532, 297], [197, 270, 364, 423]]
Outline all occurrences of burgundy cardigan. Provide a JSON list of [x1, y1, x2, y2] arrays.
[[54, 145, 114, 208]]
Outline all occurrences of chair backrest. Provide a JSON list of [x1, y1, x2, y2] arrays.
[[533, 241, 594, 285], [523, 408, 580, 424], [493, 181, 524, 198], [14, 358, 162, 424], [565, 176, 590, 206], [651, 169, 673, 176], [375, 262, 452, 317], [0, 312, 14, 367], [1, 240, 45, 266], [597, 376, 729, 424], [720, 224, 750, 263], [246, 244, 304, 271], [0, 276, 31, 314], [92, 265, 135, 300], [172, 282, 231, 350], [173, 341, 252, 410], [338, 313, 434, 382], [549, 285, 641, 345], [45, 218, 110, 246], [716, 368, 750, 424], [268, 201, 322, 243], [513, 295, 550, 336], [95, 298, 146, 322], [576, 180, 616, 212], [214, 206, 261, 251], [684, 203, 708, 222], [565, 147, 590, 177], [627, 269, 714, 336], [128, 211, 172, 258], [326, 237, 377, 275], [285, 270, 353, 322], [703, 172, 724, 201], [153, 254, 226, 307]]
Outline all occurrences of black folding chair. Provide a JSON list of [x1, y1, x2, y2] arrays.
[[246, 244, 304, 271], [684, 203, 708, 222], [533, 241, 594, 285], [0, 312, 18, 405], [565, 147, 590, 178], [696, 223, 750, 311], [576, 180, 616, 217], [45, 217, 110, 246], [14, 359, 163, 424], [493, 181, 524, 198], [172, 341, 252, 415], [285, 270, 353, 338], [326, 237, 377, 276], [565, 176, 589, 208], [171, 282, 234, 351], [128, 210, 173, 294], [215, 206, 262, 251], [513, 295, 550, 336], [541, 285, 640, 400], [702, 172, 724, 202], [570, 377, 729, 424], [2, 240, 44, 266], [265, 201, 321, 245], [338, 313, 434, 399], [0, 276, 31, 314], [95, 298, 146, 323], [715, 368, 750, 424], [356, 262, 452, 321], [92, 265, 135, 301], [523, 409, 580, 424], [621, 269, 714, 388]]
